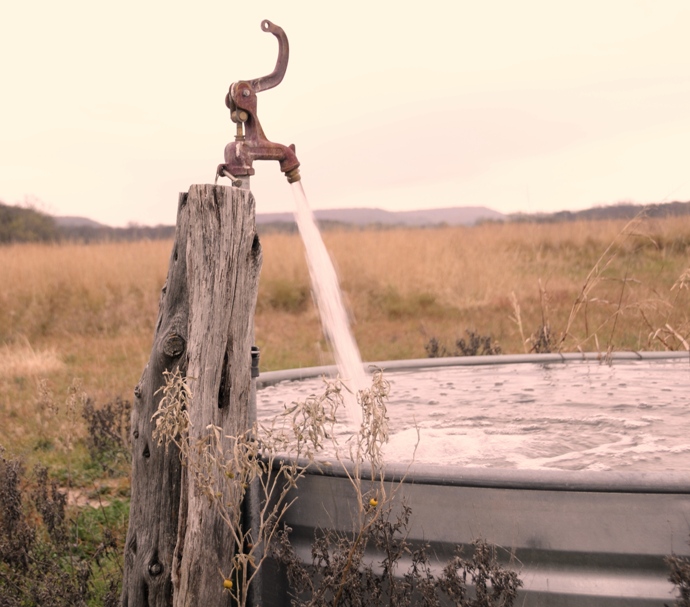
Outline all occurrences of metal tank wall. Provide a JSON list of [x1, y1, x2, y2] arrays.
[[256, 353, 690, 605]]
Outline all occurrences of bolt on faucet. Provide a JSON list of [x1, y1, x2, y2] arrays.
[[217, 20, 301, 188]]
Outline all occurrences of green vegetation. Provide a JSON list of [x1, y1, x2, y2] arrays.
[[0, 449, 127, 607], [425, 330, 502, 357], [0, 200, 174, 244], [0, 202, 60, 243]]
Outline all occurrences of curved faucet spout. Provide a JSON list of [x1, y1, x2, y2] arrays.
[[220, 139, 300, 182]]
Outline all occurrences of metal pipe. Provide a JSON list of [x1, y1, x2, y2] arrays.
[[246, 345, 261, 607]]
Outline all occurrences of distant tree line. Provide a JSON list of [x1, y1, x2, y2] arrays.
[[255, 219, 403, 235], [0, 202, 61, 243], [509, 200, 690, 223], [3, 199, 690, 244], [261, 201, 690, 231], [58, 223, 175, 243], [0, 201, 174, 244]]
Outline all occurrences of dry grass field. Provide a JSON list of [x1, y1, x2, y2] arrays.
[[1, 215, 690, 469], [1, 214, 689, 605]]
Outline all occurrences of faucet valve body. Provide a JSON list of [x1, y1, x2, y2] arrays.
[[217, 20, 301, 185]]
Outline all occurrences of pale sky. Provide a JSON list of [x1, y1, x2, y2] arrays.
[[1, 0, 689, 226]]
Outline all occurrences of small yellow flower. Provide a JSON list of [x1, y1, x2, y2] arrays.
[[223, 579, 233, 590], [226, 471, 235, 479], [369, 498, 378, 508]]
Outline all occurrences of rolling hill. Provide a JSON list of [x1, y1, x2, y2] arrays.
[[256, 206, 505, 227]]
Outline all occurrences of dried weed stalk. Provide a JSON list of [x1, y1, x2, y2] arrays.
[[353, 369, 390, 475], [151, 368, 191, 453], [272, 478, 522, 606], [509, 292, 528, 354], [528, 279, 555, 354], [271, 370, 521, 607], [644, 266, 690, 352], [557, 216, 644, 351], [667, 548, 690, 607], [510, 213, 690, 355], [151, 368, 521, 607], [150, 368, 345, 607]]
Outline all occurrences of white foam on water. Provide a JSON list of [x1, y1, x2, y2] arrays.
[[290, 181, 366, 427], [258, 358, 690, 472]]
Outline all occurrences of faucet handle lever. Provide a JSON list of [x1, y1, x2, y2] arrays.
[[223, 19, 288, 115], [249, 20, 289, 93]]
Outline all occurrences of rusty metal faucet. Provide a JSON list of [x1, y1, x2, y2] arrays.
[[217, 20, 301, 188]]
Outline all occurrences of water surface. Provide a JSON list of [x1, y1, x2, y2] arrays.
[[258, 358, 690, 472]]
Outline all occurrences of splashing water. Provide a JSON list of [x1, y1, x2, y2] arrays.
[[259, 357, 690, 472], [290, 181, 366, 427]]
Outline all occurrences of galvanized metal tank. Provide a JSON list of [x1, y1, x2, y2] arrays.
[[257, 353, 690, 606]]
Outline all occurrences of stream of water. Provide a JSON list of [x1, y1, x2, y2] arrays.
[[290, 181, 367, 426], [284, 182, 689, 472]]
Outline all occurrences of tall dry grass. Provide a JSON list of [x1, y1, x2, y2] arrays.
[[259, 216, 690, 360], [1, 216, 689, 459], [0, 240, 169, 341], [0, 241, 168, 459]]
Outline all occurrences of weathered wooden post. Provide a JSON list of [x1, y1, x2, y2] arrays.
[[121, 184, 262, 606], [122, 19, 300, 606]]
